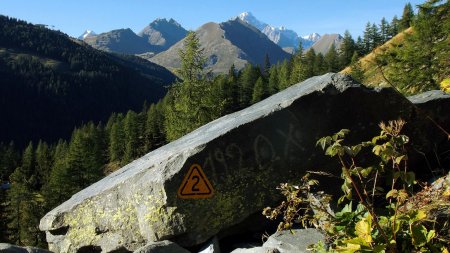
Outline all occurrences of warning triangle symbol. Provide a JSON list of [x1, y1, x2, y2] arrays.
[[178, 164, 214, 199]]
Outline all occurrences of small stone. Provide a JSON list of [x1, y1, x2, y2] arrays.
[[133, 240, 190, 253]]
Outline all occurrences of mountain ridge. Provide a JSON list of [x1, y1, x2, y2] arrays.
[[236, 11, 321, 50], [150, 18, 291, 74], [81, 18, 187, 55], [0, 15, 176, 145]]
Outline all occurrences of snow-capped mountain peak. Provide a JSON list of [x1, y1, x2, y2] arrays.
[[302, 33, 321, 42], [235, 12, 324, 51], [237, 11, 267, 31], [78, 30, 96, 40]]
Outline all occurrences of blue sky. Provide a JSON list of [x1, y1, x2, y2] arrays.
[[1, 0, 424, 38]]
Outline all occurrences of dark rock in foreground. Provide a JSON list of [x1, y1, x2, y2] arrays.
[[0, 243, 52, 253], [40, 73, 446, 253]]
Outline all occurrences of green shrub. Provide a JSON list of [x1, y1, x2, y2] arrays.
[[264, 119, 449, 253]]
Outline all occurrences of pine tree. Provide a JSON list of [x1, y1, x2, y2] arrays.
[[123, 111, 140, 163], [164, 31, 220, 141], [35, 141, 52, 187], [304, 49, 317, 77], [355, 36, 365, 56], [339, 30, 356, 67], [108, 114, 125, 163], [370, 23, 382, 49], [277, 60, 291, 90], [7, 142, 45, 246], [380, 17, 391, 42], [227, 64, 240, 112], [324, 44, 340, 72], [43, 140, 69, 210], [389, 15, 400, 37], [400, 2, 415, 30], [349, 51, 365, 83], [268, 65, 279, 95], [7, 167, 32, 244], [238, 64, 260, 107], [263, 53, 271, 77], [251, 77, 268, 103], [289, 41, 306, 84], [363, 22, 372, 54], [314, 53, 326, 75]]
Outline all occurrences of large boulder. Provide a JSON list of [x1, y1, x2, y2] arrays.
[[40, 73, 443, 253]]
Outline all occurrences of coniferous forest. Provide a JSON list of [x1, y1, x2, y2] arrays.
[[0, 1, 448, 248]]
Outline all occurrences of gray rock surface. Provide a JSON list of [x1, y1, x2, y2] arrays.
[[0, 243, 52, 253], [230, 247, 278, 253], [40, 73, 441, 253], [230, 228, 323, 253], [133, 240, 190, 253], [408, 90, 450, 104], [198, 237, 220, 253], [263, 228, 324, 252]]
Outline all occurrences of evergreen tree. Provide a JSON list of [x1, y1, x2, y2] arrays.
[[314, 53, 326, 75], [226, 64, 240, 113], [123, 111, 140, 163], [7, 168, 32, 245], [324, 44, 340, 72], [35, 141, 52, 187], [304, 49, 317, 77], [363, 22, 373, 54], [108, 115, 125, 163], [355, 36, 365, 56], [400, 2, 415, 30], [164, 31, 220, 141], [380, 17, 391, 42], [289, 42, 306, 84], [339, 30, 356, 67], [7, 142, 45, 246], [238, 64, 261, 107], [263, 53, 271, 77], [251, 77, 268, 103], [277, 60, 291, 90], [349, 51, 365, 83], [268, 65, 279, 95], [370, 23, 382, 48], [390, 15, 400, 37], [43, 140, 69, 210]]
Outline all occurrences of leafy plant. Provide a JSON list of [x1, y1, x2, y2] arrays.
[[264, 119, 449, 253], [262, 173, 323, 231]]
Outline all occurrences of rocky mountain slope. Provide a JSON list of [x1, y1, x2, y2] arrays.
[[82, 18, 187, 55], [237, 12, 321, 51], [150, 18, 291, 74], [138, 18, 188, 51], [83, 28, 157, 54], [309, 33, 343, 55]]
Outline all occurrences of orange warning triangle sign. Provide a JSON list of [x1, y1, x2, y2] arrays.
[[178, 164, 214, 199]]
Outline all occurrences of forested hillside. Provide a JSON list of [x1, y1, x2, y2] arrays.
[[0, 16, 176, 146], [343, 0, 449, 94]]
